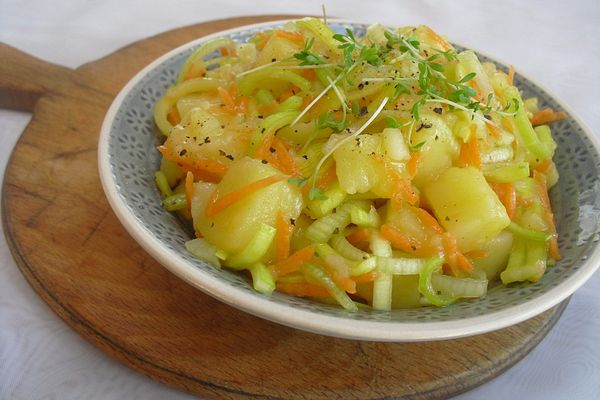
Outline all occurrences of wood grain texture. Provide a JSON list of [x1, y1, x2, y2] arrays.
[[1, 15, 568, 400]]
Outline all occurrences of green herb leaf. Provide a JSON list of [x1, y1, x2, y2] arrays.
[[386, 115, 400, 128], [458, 72, 477, 83], [288, 177, 308, 187], [308, 187, 328, 201]]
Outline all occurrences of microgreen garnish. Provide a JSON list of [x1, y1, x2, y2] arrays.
[[308, 187, 328, 201], [318, 112, 349, 132], [293, 37, 326, 66], [386, 115, 400, 128], [288, 177, 308, 187]]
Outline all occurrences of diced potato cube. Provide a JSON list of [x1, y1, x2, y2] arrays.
[[422, 166, 510, 253], [411, 113, 460, 189], [191, 157, 303, 256], [334, 134, 388, 195]]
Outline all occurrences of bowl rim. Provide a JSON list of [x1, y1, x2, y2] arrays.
[[98, 18, 600, 342]]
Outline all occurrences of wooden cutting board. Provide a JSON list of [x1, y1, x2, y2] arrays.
[[1, 15, 568, 400]]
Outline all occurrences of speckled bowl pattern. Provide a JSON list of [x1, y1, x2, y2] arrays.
[[98, 20, 600, 341]]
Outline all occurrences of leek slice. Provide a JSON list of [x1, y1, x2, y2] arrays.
[[185, 238, 221, 267], [418, 257, 458, 307], [301, 263, 357, 311], [248, 262, 276, 295], [226, 223, 276, 269]]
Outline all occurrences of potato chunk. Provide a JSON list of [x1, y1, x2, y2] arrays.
[[191, 157, 303, 256], [422, 166, 510, 253]]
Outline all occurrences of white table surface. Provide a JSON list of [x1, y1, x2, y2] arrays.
[[1, 1, 599, 399]]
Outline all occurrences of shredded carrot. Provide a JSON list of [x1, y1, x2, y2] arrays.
[[217, 86, 236, 109], [442, 232, 473, 273], [167, 108, 181, 125], [530, 108, 567, 126], [205, 174, 288, 218], [274, 245, 315, 277], [534, 159, 552, 174], [413, 207, 445, 234], [256, 31, 269, 49], [423, 26, 452, 51], [185, 171, 194, 207], [380, 224, 436, 257], [315, 163, 337, 190], [465, 250, 489, 259], [255, 133, 275, 160], [407, 150, 421, 177], [507, 65, 515, 86], [219, 46, 236, 57], [346, 228, 372, 247], [276, 282, 329, 297], [275, 30, 305, 46], [302, 68, 317, 81], [278, 86, 299, 102], [158, 146, 228, 183], [392, 178, 419, 206], [352, 271, 378, 283], [534, 171, 561, 260], [458, 125, 481, 169], [327, 269, 356, 294], [259, 100, 279, 115], [275, 211, 292, 261], [182, 65, 206, 81], [491, 182, 516, 220], [272, 138, 301, 176], [487, 123, 502, 139]]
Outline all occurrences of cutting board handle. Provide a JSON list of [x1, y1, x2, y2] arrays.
[[0, 43, 74, 112]]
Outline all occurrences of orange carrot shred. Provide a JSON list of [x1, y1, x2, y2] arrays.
[[407, 150, 420, 177], [413, 207, 445, 234], [380, 224, 436, 257], [534, 171, 561, 260], [275, 30, 305, 46], [507, 65, 515, 86], [272, 138, 301, 176], [158, 146, 228, 183], [346, 228, 372, 246], [465, 250, 489, 259], [167, 108, 181, 125], [274, 245, 315, 277], [217, 86, 236, 109], [256, 31, 269, 49], [530, 108, 567, 126], [459, 125, 481, 169], [534, 159, 552, 174], [185, 171, 194, 208], [315, 163, 337, 190], [352, 271, 378, 283], [302, 68, 317, 80], [487, 123, 502, 139], [205, 174, 288, 219], [183, 65, 207, 81], [275, 211, 292, 262], [442, 233, 460, 276]]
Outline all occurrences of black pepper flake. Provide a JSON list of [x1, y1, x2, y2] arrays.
[[359, 106, 368, 116], [261, 159, 268, 164], [290, 218, 296, 226], [411, 245, 417, 251], [358, 83, 365, 90], [179, 149, 187, 156], [204, 137, 210, 143], [433, 107, 443, 114], [210, 222, 215, 228], [416, 122, 433, 132], [220, 125, 225, 129], [445, 216, 450, 221], [261, 128, 266, 133], [219, 149, 226, 156], [226, 154, 234, 161], [484, 114, 491, 120], [258, 115, 264, 119], [333, 227, 340, 234], [435, 135, 439, 141], [302, 155, 308, 160], [272, 58, 277, 62], [269, 147, 276, 153]]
